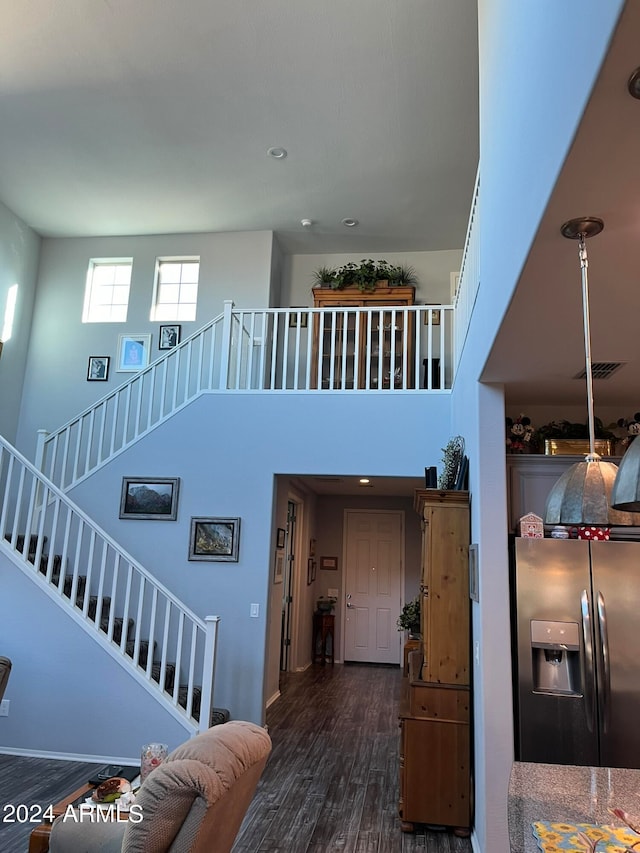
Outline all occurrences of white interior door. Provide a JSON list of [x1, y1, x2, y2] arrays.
[[343, 510, 403, 664]]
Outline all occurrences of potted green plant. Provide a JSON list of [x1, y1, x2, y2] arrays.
[[312, 265, 337, 288], [397, 595, 421, 638], [388, 263, 418, 286]]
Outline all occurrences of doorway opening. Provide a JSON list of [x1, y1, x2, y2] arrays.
[[280, 499, 297, 671]]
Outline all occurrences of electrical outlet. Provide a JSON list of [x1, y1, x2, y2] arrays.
[[250, 603, 259, 618], [0, 700, 9, 717]]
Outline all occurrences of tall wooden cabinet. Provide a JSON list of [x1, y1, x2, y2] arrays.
[[398, 489, 471, 834], [311, 286, 415, 389]]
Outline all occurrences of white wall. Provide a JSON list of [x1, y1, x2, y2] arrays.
[[27, 391, 450, 746], [281, 250, 461, 308], [462, 2, 626, 851], [0, 202, 41, 443], [0, 554, 191, 760], [14, 230, 275, 459]]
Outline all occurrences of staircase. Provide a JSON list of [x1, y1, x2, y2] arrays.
[[0, 436, 220, 734]]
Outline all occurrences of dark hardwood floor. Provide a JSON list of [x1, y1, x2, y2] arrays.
[[0, 664, 473, 852], [233, 663, 473, 852]]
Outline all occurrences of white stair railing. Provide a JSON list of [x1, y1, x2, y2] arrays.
[[37, 301, 453, 493], [453, 166, 480, 369], [36, 309, 226, 490], [0, 435, 219, 734]]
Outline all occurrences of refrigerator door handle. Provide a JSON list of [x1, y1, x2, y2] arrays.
[[596, 591, 611, 734], [580, 589, 596, 733]]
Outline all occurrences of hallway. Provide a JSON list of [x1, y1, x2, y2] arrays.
[[233, 663, 473, 852]]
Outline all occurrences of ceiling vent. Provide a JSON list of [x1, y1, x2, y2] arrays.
[[574, 362, 624, 380]]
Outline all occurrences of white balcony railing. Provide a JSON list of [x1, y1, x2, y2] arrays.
[[37, 301, 452, 491]]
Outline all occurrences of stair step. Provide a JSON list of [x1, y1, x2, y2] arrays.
[[175, 685, 229, 726], [4, 533, 48, 555], [126, 640, 155, 668], [151, 662, 176, 691], [99, 616, 134, 644]]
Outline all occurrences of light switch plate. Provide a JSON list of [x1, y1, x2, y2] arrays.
[[328, 588, 338, 598]]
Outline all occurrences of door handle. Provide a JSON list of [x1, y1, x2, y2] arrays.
[[346, 602, 354, 608], [596, 591, 611, 734], [580, 589, 596, 734]]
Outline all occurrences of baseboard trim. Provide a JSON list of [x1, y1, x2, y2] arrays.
[[265, 690, 281, 709], [0, 746, 138, 765]]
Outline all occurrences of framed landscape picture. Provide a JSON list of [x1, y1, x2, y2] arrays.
[[119, 477, 180, 520], [189, 517, 241, 562]]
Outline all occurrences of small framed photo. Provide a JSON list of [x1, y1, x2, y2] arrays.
[[117, 334, 151, 372], [189, 517, 241, 562], [309, 538, 316, 557], [320, 556, 338, 571], [276, 527, 286, 549], [87, 356, 110, 382], [159, 324, 181, 350], [307, 558, 316, 585], [288, 310, 308, 329], [424, 307, 441, 326], [119, 477, 180, 520], [274, 551, 284, 584]]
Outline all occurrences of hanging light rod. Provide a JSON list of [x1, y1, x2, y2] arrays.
[[545, 216, 637, 527]]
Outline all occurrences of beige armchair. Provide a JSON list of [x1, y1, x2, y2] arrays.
[[49, 720, 271, 853], [0, 657, 11, 703]]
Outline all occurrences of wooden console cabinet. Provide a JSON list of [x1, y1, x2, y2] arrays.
[[311, 286, 415, 389], [398, 490, 471, 833]]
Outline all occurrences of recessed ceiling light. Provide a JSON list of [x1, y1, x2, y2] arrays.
[[359, 478, 370, 484], [342, 218, 359, 227], [267, 146, 287, 159]]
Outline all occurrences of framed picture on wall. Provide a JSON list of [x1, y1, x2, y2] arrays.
[[188, 517, 241, 562], [274, 551, 284, 584], [117, 334, 152, 372], [87, 356, 110, 381], [423, 307, 441, 326], [159, 324, 181, 350], [119, 477, 180, 520], [276, 527, 286, 549], [307, 558, 316, 585], [320, 556, 338, 571]]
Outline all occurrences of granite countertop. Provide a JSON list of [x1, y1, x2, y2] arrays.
[[508, 761, 640, 852]]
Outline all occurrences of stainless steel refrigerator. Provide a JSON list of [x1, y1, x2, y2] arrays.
[[513, 536, 640, 768]]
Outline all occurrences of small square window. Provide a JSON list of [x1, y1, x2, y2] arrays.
[[83, 260, 132, 323], [151, 259, 199, 322]]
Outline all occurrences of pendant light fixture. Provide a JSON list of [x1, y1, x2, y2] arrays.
[[610, 428, 640, 512], [544, 217, 637, 527]]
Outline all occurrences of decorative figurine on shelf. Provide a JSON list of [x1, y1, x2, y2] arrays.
[[608, 412, 640, 453], [506, 414, 536, 453]]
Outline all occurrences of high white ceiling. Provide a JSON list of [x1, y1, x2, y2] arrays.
[[485, 1, 640, 414], [0, 0, 479, 254], [8, 0, 640, 484]]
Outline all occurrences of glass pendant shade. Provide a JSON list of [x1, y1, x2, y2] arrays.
[[610, 437, 640, 511], [545, 458, 638, 526]]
